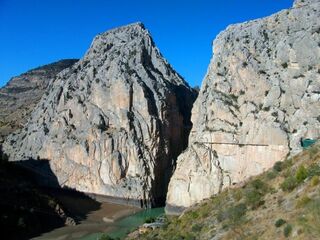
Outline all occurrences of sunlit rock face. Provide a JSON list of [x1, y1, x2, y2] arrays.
[[4, 23, 197, 207], [166, 0, 320, 214]]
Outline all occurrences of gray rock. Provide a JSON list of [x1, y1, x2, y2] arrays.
[[0, 59, 78, 141], [3, 23, 196, 207], [166, 0, 320, 213]]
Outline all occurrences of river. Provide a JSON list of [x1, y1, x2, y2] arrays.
[[32, 190, 164, 240]]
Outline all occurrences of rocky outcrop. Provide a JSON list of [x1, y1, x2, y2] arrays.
[[3, 23, 196, 207], [0, 59, 78, 141], [166, 0, 320, 213]]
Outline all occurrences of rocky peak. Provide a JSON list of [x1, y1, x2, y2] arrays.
[[294, 0, 319, 7], [3, 23, 197, 207], [166, 0, 320, 214]]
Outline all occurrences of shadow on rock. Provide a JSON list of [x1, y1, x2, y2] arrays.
[[0, 145, 101, 240]]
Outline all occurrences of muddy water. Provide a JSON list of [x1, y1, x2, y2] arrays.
[[32, 190, 164, 240], [32, 191, 140, 240]]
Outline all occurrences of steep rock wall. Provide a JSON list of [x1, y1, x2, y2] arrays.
[[166, 0, 320, 213], [4, 23, 196, 207]]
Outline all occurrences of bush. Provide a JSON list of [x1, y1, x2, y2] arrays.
[[233, 189, 243, 202], [217, 203, 247, 224], [144, 216, 156, 223], [188, 211, 199, 219], [99, 234, 118, 240], [250, 179, 268, 191], [281, 176, 298, 192], [245, 189, 264, 209], [191, 223, 203, 232], [282, 158, 293, 169], [296, 195, 311, 208], [283, 224, 292, 237], [296, 165, 308, 183], [275, 218, 286, 227], [266, 170, 277, 180], [281, 62, 288, 69], [307, 164, 320, 177], [226, 203, 247, 224], [273, 161, 284, 172], [245, 179, 269, 208]]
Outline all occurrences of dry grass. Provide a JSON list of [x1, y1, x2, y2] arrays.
[[127, 143, 320, 240]]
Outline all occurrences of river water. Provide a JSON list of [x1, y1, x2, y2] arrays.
[[32, 190, 164, 240]]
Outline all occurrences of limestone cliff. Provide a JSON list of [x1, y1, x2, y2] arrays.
[[0, 59, 78, 141], [166, 0, 320, 213], [3, 23, 196, 207]]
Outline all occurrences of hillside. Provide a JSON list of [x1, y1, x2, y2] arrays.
[[0, 59, 77, 141], [128, 143, 320, 239]]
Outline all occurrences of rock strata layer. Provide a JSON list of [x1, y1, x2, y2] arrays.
[[0, 59, 78, 141], [166, 0, 320, 214], [4, 23, 196, 207]]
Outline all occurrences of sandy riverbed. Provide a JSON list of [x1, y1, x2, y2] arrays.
[[32, 190, 140, 240]]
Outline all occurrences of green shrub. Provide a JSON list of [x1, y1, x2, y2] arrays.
[[281, 62, 288, 68], [233, 189, 243, 202], [226, 203, 247, 224], [266, 170, 277, 180], [283, 224, 292, 237], [281, 176, 298, 192], [191, 223, 203, 232], [171, 234, 185, 240], [144, 216, 156, 223], [296, 195, 311, 208], [283, 158, 293, 168], [183, 233, 196, 240], [307, 164, 320, 177], [273, 161, 283, 172], [99, 234, 118, 240], [296, 165, 308, 183], [244, 179, 269, 208], [188, 211, 199, 219], [245, 189, 264, 208], [218, 203, 247, 224], [250, 179, 268, 191], [275, 218, 286, 227]]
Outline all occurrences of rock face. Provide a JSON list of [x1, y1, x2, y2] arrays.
[[166, 0, 320, 213], [0, 59, 78, 141], [3, 23, 196, 207]]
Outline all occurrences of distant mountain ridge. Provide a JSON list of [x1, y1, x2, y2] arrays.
[[0, 59, 78, 141]]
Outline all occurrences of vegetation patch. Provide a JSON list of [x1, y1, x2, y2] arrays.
[[275, 218, 286, 227], [128, 144, 320, 240]]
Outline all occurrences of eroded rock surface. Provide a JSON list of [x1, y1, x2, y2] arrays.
[[0, 59, 78, 141], [166, 0, 320, 213], [4, 23, 196, 207]]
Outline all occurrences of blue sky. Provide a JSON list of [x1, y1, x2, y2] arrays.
[[0, 0, 292, 87]]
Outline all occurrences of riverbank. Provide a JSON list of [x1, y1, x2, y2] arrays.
[[32, 190, 140, 240]]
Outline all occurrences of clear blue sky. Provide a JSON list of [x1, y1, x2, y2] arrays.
[[0, 0, 293, 87]]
